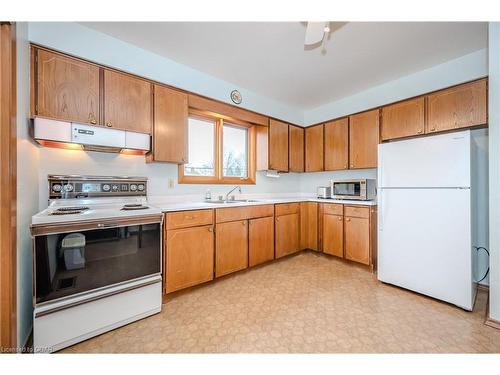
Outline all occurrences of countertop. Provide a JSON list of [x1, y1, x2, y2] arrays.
[[149, 196, 377, 213]]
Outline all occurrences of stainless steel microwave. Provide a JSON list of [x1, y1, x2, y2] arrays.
[[331, 179, 376, 201]]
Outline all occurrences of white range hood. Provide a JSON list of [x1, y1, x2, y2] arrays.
[[33, 117, 150, 154]]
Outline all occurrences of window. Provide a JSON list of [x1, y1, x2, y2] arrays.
[[179, 111, 256, 184]]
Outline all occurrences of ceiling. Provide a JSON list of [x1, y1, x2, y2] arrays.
[[81, 22, 487, 110]]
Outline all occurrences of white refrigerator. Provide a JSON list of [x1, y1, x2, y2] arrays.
[[377, 130, 487, 311]]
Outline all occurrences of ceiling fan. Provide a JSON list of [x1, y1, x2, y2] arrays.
[[304, 21, 331, 46]]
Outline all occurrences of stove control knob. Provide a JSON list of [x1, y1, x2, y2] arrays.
[[130, 184, 138, 192], [102, 184, 111, 192], [112, 184, 120, 192], [52, 183, 62, 192], [63, 184, 74, 192], [137, 184, 145, 191]]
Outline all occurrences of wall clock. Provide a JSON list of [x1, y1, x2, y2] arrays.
[[230, 90, 242, 105]]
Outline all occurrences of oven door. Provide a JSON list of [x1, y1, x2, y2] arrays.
[[32, 215, 162, 305], [332, 181, 365, 199]]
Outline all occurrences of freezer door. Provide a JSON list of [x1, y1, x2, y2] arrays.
[[378, 131, 471, 188], [378, 188, 474, 310]]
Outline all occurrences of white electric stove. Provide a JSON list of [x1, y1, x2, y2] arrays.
[[31, 175, 163, 353]]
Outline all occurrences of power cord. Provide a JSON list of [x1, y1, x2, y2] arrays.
[[474, 246, 489, 283]]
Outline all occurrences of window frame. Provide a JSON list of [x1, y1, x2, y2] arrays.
[[178, 109, 257, 185]]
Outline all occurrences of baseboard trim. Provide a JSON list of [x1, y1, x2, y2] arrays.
[[485, 317, 500, 330]]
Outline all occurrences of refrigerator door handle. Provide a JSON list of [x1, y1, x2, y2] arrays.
[[379, 189, 384, 231]]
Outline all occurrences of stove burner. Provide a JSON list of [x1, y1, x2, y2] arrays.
[[50, 206, 89, 216], [121, 204, 149, 211], [56, 206, 89, 212]]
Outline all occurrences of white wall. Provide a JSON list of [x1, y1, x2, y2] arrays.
[[304, 49, 488, 126], [488, 22, 500, 321], [16, 22, 39, 347], [27, 22, 303, 125], [37, 147, 302, 207]]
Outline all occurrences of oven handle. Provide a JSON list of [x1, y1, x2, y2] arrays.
[[97, 222, 118, 229]]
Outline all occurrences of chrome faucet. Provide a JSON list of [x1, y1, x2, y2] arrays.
[[225, 186, 242, 202]]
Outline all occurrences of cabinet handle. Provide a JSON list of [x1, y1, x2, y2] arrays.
[[338, 217, 342, 221], [417, 130, 422, 134], [276, 217, 280, 222], [88, 113, 97, 125], [105, 122, 112, 128], [208, 227, 213, 232], [242, 221, 246, 226], [346, 218, 351, 222], [344, 164, 347, 169], [430, 127, 436, 132], [350, 164, 354, 168], [185, 215, 194, 220]]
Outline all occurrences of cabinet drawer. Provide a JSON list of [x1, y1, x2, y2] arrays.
[[166, 209, 213, 229], [275, 203, 300, 216], [216, 204, 274, 223], [322, 203, 343, 216], [344, 205, 370, 219]]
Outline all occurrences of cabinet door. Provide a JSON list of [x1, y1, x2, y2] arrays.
[[165, 225, 214, 293], [36, 49, 99, 124], [300, 202, 318, 250], [305, 124, 324, 172], [269, 119, 289, 171], [249, 216, 275, 267], [324, 118, 348, 170], [427, 79, 487, 134], [151, 85, 188, 163], [289, 125, 304, 172], [322, 214, 344, 258], [344, 216, 370, 265], [275, 213, 300, 258], [103, 69, 152, 134], [215, 220, 248, 277], [349, 109, 379, 169], [381, 97, 425, 141]]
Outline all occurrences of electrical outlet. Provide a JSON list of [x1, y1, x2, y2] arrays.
[[168, 178, 174, 189]]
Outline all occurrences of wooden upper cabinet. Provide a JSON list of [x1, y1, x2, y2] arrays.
[[381, 97, 425, 141], [427, 79, 487, 134], [268, 119, 289, 171], [289, 125, 304, 172], [324, 118, 349, 170], [305, 124, 324, 172], [103, 69, 152, 134], [150, 85, 188, 163], [35, 49, 99, 124], [349, 109, 380, 169]]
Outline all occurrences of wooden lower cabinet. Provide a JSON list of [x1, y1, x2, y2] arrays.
[[344, 216, 370, 265], [275, 213, 300, 258], [322, 214, 344, 258], [215, 220, 249, 277], [249, 216, 275, 267], [300, 202, 318, 250], [165, 224, 214, 293]]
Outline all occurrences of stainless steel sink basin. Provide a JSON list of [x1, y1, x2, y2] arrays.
[[204, 199, 261, 204]]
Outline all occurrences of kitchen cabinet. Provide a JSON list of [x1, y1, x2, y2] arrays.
[[34, 48, 100, 125], [349, 109, 379, 169], [148, 85, 188, 163], [215, 220, 249, 277], [305, 124, 324, 172], [165, 224, 214, 294], [249, 216, 275, 267], [268, 119, 289, 171], [275, 203, 300, 259], [323, 213, 344, 258], [381, 97, 425, 141], [324, 118, 349, 170], [426, 79, 487, 134], [103, 69, 153, 134], [289, 125, 304, 172], [344, 206, 375, 266], [300, 202, 318, 250]]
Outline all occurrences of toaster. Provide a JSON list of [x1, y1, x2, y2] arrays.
[[317, 186, 332, 199]]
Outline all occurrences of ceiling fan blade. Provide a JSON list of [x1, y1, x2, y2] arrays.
[[305, 22, 326, 45]]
